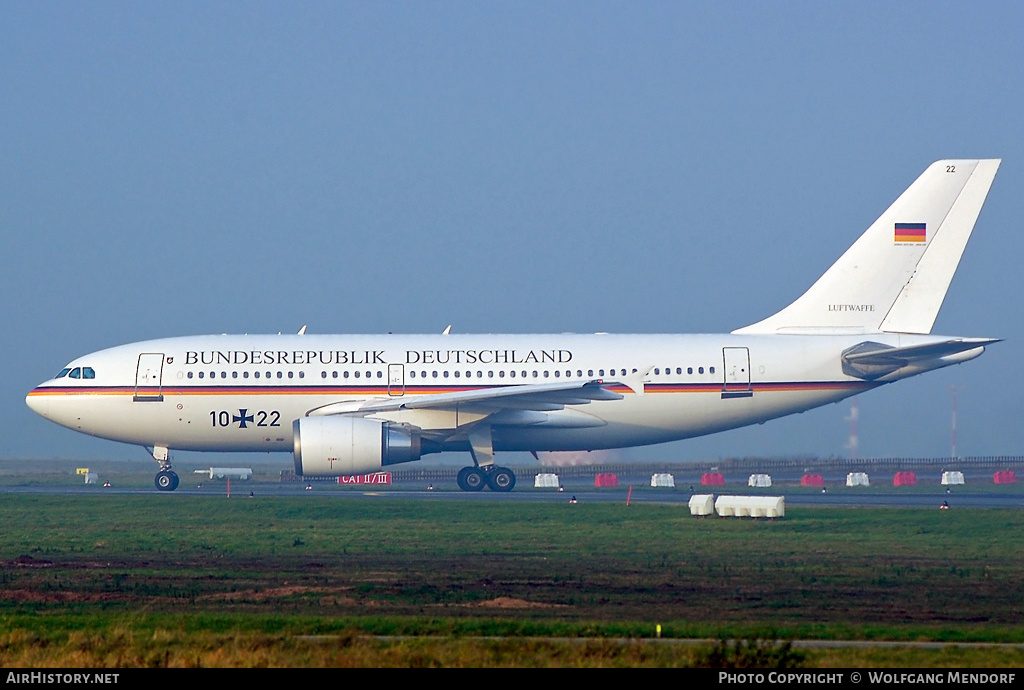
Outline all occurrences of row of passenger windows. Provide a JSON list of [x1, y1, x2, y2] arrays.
[[57, 364, 718, 383], [400, 366, 715, 379], [183, 366, 717, 381], [188, 371, 306, 379]]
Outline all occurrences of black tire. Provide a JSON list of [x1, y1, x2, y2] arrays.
[[155, 470, 179, 492], [457, 466, 486, 492], [487, 467, 516, 492]]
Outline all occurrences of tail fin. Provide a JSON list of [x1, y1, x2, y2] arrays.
[[734, 159, 1000, 335]]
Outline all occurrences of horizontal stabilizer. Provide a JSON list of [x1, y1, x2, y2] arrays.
[[842, 338, 999, 380]]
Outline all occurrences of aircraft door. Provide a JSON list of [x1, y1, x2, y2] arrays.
[[135, 353, 165, 402], [387, 363, 405, 397], [722, 347, 753, 399]]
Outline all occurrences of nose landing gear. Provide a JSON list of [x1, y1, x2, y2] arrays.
[[155, 469, 179, 491], [149, 445, 179, 492]]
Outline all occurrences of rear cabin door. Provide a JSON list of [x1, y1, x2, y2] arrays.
[[722, 347, 753, 399]]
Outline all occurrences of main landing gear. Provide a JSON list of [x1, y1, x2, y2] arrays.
[[458, 424, 515, 491], [457, 465, 517, 492]]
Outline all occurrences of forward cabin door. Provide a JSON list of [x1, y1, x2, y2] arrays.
[[388, 363, 405, 397], [722, 347, 753, 399], [134, 353, 165, 402]]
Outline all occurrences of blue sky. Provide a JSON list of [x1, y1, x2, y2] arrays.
[[3, 2, 1022, 465]]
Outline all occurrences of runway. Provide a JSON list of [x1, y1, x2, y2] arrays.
[[2, 477, 1021, 509]]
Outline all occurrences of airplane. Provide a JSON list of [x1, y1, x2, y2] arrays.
[[26, 159, 1001, 492]]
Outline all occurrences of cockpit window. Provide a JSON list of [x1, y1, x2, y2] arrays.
[[69, 368, 81, 379], [62, 367, 95, 380], [83, 367, 95, 379], [56, 368, 71, 379]]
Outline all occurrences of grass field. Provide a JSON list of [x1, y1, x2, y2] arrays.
[[0, 491, 1022, 667]]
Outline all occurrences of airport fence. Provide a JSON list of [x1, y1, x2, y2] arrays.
[[283, 455, 1024, 485]]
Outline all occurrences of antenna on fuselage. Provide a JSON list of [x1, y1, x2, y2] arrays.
[[297, 325, 307, 335], [442, 325, 452, 335]]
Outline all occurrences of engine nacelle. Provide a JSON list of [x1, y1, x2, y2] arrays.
[[293, 416, 422, 476]]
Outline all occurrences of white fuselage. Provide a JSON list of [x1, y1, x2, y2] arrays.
[[24, 160, 1002, 488], [25, 331, 980, 457]]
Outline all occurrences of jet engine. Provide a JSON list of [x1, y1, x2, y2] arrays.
[[293, 416, 422, 476]]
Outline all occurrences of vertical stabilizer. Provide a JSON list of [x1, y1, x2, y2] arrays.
[[734, 159, 1000, 335]]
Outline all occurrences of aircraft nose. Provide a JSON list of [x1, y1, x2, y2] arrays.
[[26, 388, 50, 419]]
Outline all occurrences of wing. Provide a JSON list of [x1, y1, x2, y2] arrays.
[[303, 370, 650, 441], [308, 377, 633, 416]]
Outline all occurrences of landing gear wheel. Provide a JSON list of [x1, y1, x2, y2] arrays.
[[487, 466, 516, 492], [457, 466, 487, 492], [155, 470, 179, 492]]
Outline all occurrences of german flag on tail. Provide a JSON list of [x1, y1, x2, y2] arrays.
[[894, 222, 926, 243]]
